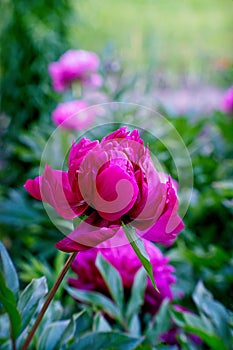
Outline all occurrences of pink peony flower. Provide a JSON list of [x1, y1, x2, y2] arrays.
[[48, 50, 102, 92], [51, 100, 95, 130], [69, 234, 176, 314], [221, 85, 233, 113], [24, 127, 184, 252]]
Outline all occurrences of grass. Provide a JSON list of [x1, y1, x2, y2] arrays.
[[70, 0, 232, 74]]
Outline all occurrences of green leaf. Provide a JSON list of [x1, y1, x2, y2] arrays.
[[93, 312, 112, 332], [0, 340, 12, 350], [72, 308, 93, 337], [60, 310, 88, 345], [73, 215, 88, 229], [17, 276, 48, 331], [40, 300, 63, 326], [192, 281, 232, 348], [0, 270, 21, 340], [96, 253, 124, 313], [145, 299, 171, 345], [176, 331, 197, 350], [0, 314, 10, 341], [38, 320, 70, 350], [122, 223, 158, 291], [171, 308, 228, 350], [68, 331, 142, 350], [128, 314, 141, 337], [0, 241, 19, 298], [66, 287, 122, 323], [133, 344, 153, 350], [126, 268, 146, 322]]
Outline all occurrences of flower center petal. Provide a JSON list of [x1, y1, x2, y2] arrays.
[[95, 164, 139, 221]]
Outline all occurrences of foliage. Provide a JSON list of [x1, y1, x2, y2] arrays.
[[0, 0, 73, 191], [1, 241, 232, 349]]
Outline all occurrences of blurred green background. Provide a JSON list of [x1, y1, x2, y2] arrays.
[[71, 0, 232, 79]]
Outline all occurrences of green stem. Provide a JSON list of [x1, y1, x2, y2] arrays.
[[21, 251, 78, 350]]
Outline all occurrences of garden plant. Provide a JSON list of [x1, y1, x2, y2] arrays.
[[0, 2, 233, 350]]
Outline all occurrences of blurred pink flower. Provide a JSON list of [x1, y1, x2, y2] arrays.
[[48, 50, 102, 92], [69, 234, 176, 314], [52, 100, 95, 130], [221, 85, 233, 113], [24, 127, 184, 252]]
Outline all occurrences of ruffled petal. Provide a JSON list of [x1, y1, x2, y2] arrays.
[[68, 138, 99, 168], [141, 179, 184, 243], [95, 164, 139, 221], [55, 212, 118, 252], [25, 165, 87, 220], [129, 156, 167, 229], [102, 126, 143, 144], [24, 176, 42, 201]]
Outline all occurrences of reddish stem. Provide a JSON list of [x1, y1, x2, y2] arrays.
[[21, 251, 78, 350]]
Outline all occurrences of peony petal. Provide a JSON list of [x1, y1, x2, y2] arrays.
[[102, 126, 144, 144], [42, 165, 88, 219], [55, 212, 118, 252], [24, 176, 42, 201], [25, 165, 87, 220], [141, 179, 184, 243], [95, 164, 139, 221], [129, 157, 167, 229], [68, 138, 99, 168]]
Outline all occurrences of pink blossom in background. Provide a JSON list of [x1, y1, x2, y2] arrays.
[[52, 100, 95, 130], [24, 127, 184, 252], [221, 85, 233, 113], [69, 234, 176, 314], [48, 50, 102, 92]]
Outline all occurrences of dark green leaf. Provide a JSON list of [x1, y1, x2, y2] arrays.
[[17, 276, 48, 331], [0, 314, 10, 341], [60, 311, 86, 346], [93, 312, 112, 332], [128, 314, 141, 336], [176, 332, 197, 350], [0, 340, 12, 350], [122, 224, 157, 291], [41, 300, 63, 326], [96, 253, 124, 313], [69, 331, 142, 350], [126, 268, 146, 322], [171, 308, 228, 350], [0, 241, 19, 298], [66, 287, 122, 322], [145, 299, 171, 345], [73, 215, 88, 229], [0, 270, 21, 340], [134, 344, 154, 350], [38, 320, 70, 350], [192, 281, 232, 348], [72, 308, 93, 337]]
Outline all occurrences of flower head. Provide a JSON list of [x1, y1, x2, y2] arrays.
[[221, 85, 233, 114], [24, 127, 184, 252], [49, 50, 102, 92], [69, 234, 176, 314], [52, 100, 95, 130]]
